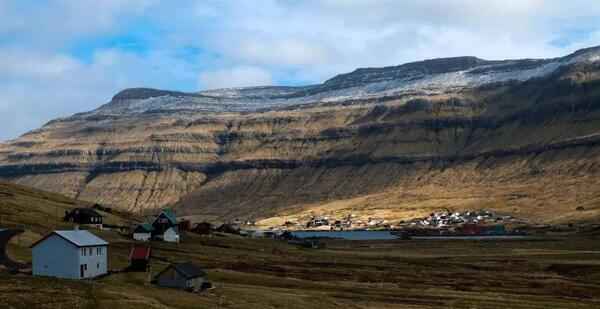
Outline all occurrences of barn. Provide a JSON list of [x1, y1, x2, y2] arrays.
[[155, 262, 208, 292], [128, 245, 151, 272], [31, 230, 108, 279]]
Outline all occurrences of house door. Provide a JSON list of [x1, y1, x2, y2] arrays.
[[80, 264, 85, 278]]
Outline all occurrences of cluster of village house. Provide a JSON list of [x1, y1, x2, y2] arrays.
[[273, 209, 521, 235], [397, 210, 520, 235], [300, 215, 386, 230], [407, 210, 514, 228], [24, 208, 209, 292], [13, 206, 528, 291]]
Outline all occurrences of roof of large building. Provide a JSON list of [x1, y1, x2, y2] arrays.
[[31, 230, 108, 248]]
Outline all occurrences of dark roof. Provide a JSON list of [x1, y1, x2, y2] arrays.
[[161, 209, 177, 224], [129, 245, 151, 260], [157, 262, 206, 280], [70, 208, 103, 217], [153, 209, 177, 225], [134, 223, 154, 233]]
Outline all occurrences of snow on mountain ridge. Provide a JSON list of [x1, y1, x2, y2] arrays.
[[80, 46, 600, 117]]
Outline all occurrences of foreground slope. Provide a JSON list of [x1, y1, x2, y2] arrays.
[[1, 185, 600, 308], [1, 47, 600, 224]]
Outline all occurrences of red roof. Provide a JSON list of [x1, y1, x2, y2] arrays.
[[129, 245, 151, 260]]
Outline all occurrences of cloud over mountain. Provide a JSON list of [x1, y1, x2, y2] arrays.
[[0, 0, 599, 140]]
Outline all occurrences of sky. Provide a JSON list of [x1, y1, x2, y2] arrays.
[[1, 0, 600, 141]]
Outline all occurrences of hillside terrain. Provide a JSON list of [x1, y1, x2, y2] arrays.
[[1, 183, 600, 309], [1, 46, 600, 225], [0, 181, 132, 245]]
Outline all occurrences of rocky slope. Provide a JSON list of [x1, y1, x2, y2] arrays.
[[1, 46, 600, 225]]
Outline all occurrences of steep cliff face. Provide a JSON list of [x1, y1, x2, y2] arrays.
[[1, 47, 600, 224]]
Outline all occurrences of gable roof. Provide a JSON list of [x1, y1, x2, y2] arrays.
[[157, 262, 206, 280], [134, 223, 154, 233], [31, 230, 108, 248], [158, 209, 177, 225]]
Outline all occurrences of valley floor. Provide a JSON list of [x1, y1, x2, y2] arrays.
[[2, 232, 600, 309]]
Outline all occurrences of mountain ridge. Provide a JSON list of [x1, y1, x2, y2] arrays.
[[96, 45, 600, 112], [1, 45, 600, 225]]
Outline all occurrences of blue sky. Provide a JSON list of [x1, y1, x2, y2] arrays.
[[1, 0, 600, 141]]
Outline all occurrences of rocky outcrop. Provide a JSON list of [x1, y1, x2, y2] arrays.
[[1, 46, 600, 224]]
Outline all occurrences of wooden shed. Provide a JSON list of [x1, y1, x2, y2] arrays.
[[155, 262, 208, 292], [128, 245, 151, 272]]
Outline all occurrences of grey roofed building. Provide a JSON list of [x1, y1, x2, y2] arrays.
[[170, 262, 206, 279], [52, 230, 108, 247], [31, 230, 109, 279], [155, 262, 208, 292]]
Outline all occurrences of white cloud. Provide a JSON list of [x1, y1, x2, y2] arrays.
[[1, 0, 600, 141], [198, 66, 273, 89], [0, 47, 197, 141], [0, 0, 155, 48], [235, 39, 332, 66]]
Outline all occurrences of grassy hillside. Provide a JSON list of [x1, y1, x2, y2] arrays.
[[0, 181, 134, 247], [2, 63, 600, 228], [1, 183, 600, 308]]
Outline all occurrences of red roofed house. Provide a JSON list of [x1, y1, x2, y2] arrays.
[[129, 245, 151, 272]]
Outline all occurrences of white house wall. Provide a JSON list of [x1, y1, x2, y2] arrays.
[[78, 245, 108, 278], [163, 228, 180, 243], [133, 233, 151, 241]]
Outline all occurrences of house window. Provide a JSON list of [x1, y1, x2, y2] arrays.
[[97, 263, 100, 269], [82, 248, 86, 256]]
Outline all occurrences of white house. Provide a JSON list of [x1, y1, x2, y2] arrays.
[[132, 224, 153, 242], [161, 227, 180, 243], [31, 230, 108, 279], [150, 209, 180, 243]]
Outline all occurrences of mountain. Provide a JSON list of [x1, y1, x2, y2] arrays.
[[1, 46, 600, 225]]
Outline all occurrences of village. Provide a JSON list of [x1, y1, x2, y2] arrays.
[[2, 198, 600, 308], [0, 205, 529, 290], [234, 209, 529, 237]]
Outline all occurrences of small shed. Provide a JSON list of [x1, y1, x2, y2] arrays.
[[215, 223, 240, 234], [155, 262, 208, 292], [178, 219, 192, 232], [133, 224, 154, 241], [128, 245, 151, 272], [64, 208, 103, 225], [191, 222, 212, 235], [31, 230, 108, 279]]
